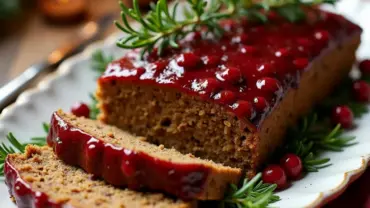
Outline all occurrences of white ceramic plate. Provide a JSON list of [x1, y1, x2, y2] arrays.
[[0, 1, 370, 207]]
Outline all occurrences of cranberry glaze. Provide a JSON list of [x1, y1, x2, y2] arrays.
[[99, 10, 361, 131], [47, 112, 210, 200], [4, 159, 62, 208]]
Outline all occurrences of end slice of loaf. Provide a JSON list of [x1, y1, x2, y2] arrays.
[[46, 110, 242, 200], [5, 145, 195, 208], [96, 11, 362, 176]]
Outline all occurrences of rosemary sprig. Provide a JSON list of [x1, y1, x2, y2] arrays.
[[89, 93, 100, 120], [115, 0, 236, 57], [284, 113, 356, 172], [89, 50, 115, 120], [0, 123, 49, 176], [91, 50, 114, 75], [319, 77, 369, 118], [221, 173, 280, 208], [115, 0, 337, 56]]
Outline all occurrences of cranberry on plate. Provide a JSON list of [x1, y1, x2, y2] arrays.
[[331, 105, 354, 129], [359, 59, 370, 75], [71, 102, 90, 118], [262, 164, 287, 189], [352, 80, 370, 103], [280, 153, 303, 179]]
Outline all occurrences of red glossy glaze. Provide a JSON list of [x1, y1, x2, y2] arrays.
[[4, 159, 62, 208], [352, 80, 370, 102], [331, 105, 354, 129], [46, 112, 210, 200], [280, 153, 303, 179], [98, 11, 361, 131], [71, 102, 90, 118], [262, 164, 287, 189]]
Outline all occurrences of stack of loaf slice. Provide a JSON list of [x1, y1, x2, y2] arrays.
[[5, 110, 242, 207], [5, 146, 196, 208]]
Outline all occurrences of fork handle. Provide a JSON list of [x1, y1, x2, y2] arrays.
[[0, 61, 50, 111]]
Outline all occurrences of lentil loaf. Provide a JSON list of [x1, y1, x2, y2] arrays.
[[4, 145, 195, 208], [96, 10, 362, 175], [47, 110, 242, 200]]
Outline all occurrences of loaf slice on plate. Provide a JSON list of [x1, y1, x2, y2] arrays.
[[46, 110, 242, 200], [96, 10, 362, 176], [5, 145, 195, 208]]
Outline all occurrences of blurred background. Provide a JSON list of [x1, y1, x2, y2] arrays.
[[0, 0, 153, 86]]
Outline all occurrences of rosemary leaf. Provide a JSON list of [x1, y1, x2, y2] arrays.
[[221, 173, 280, 208], [91, 50, 114, 75], [0, 125, 48, 176], [116, 0, 337, 56], [89, 50, 115, 120]]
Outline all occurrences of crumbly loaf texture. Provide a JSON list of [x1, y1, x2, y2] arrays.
[[6, 146, 195, 208], [97, 35, 361, 175], [56, 110, 241, 199]]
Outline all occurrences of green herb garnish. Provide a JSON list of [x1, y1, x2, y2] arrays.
[[91, 50, 114, 75], [319, 77, 369, 118], [89, 50, 115, 120], [284, 114, 356, 172], [115, 0, 337, 56], [221, 173, 280, 208], [0, 123, 49, 176], [89, 93, 100, 120]]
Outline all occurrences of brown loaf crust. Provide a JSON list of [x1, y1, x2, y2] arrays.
[[47, 110, 241, 200], [96, 33, 361, 175], [5, 145, 195, 208]]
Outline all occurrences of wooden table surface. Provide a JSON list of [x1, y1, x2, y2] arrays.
[[0, 1, 369, 207], [0, 0, 120, 86]]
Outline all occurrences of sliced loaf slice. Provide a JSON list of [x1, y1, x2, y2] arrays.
[[46, 110, 242, 200], [5, 145, 194, 208]]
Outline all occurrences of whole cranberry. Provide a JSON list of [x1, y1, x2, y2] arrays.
[[293, 58, 309, 70], [232, 33, 249, 44], [262, 164, 287, 189], [280, 153, 303, 179], [215, 67, 242, 83], [196, 78, 220, 98], [359, 59, 370, 75], [214, 90, 236, 105], [71, 102, 90, 118], [253, 97, 269, 112], [256, 63, 275, 77], [331, 105, 354, 129], [176, 52, 201, 69], [233, 100, 254, 120], [275, 48, 290, 58], [256, 77, 282, 95], [314, 30, 330, 43], [202, 55, 221, 67], [352, 80, 370, 102], [240, 45, 257, 54]]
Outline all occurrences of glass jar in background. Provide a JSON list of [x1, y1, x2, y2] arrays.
[[38, 0, 88, 23]]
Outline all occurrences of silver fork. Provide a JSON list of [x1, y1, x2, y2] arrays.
[[0, 14, 115, 111]]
